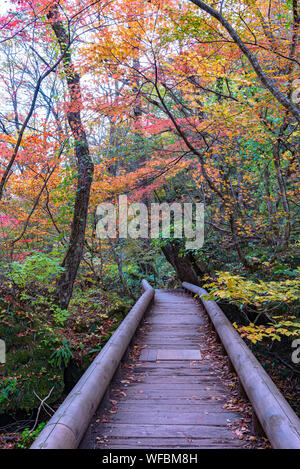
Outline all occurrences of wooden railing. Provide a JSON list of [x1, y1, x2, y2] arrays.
[[182, 281, 300, 449], [30, 280, 154, 449]]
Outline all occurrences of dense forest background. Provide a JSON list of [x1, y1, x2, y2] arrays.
[[0, 0, 299, 448]]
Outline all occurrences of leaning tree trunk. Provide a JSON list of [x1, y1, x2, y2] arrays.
[[47, 5, 94, 309], [161, 241, 201, 285]]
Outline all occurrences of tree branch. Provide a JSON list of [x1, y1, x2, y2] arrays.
[[188, 0, 300, 123]]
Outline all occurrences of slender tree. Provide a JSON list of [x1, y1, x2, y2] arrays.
[[47, 3, 94, 308]]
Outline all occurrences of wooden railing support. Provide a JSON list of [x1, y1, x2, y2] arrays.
[[182, 281, 300, 449], [30, 280, 154, 449]]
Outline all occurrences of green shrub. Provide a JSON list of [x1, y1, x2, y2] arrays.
[[16, 422, 46, 449], [49, 338, 73, 368], [0, 377, 18, 405], [8, 252, 64, 288]]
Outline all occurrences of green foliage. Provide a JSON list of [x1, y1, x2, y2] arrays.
[[8, 252, 65, 288], [51, 305, 70, 326], [16, 423, 46, 449], [0, 377, 18, 405], [0, 297, 65, 414], [273, 264, 300, 277], [49, 338, 73, 368]]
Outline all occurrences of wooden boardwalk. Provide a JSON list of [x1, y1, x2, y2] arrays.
[[81, 290, 247, 449]]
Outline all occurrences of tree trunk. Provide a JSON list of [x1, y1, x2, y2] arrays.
[[161, 241, 201, 285], [47, 5, 94, 309]]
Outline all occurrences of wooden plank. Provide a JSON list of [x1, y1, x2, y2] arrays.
[[141, 332, 203, 338], [139, 349, 202, 361], [99, 441, 243, 449], [110, 395, 228, 404], [139, 349, 157, 361], [135, 362, 206, 369], [136, 336, 205, 341], [144, 319, 202, 325], [134, 364, 212, 371], [104, 398, 228, 406], [99, 411, 237, 425], [142, 326, 204, 332], [111, 384, 226, 393], [125, 377, 218, 384], [100, 403, 235, 412], [132, 371, 214, 378], [137, 343, 203, 348], [95, 434, 244, 448], [156, 349, 202, 360], [94, 423, 241, 439]]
